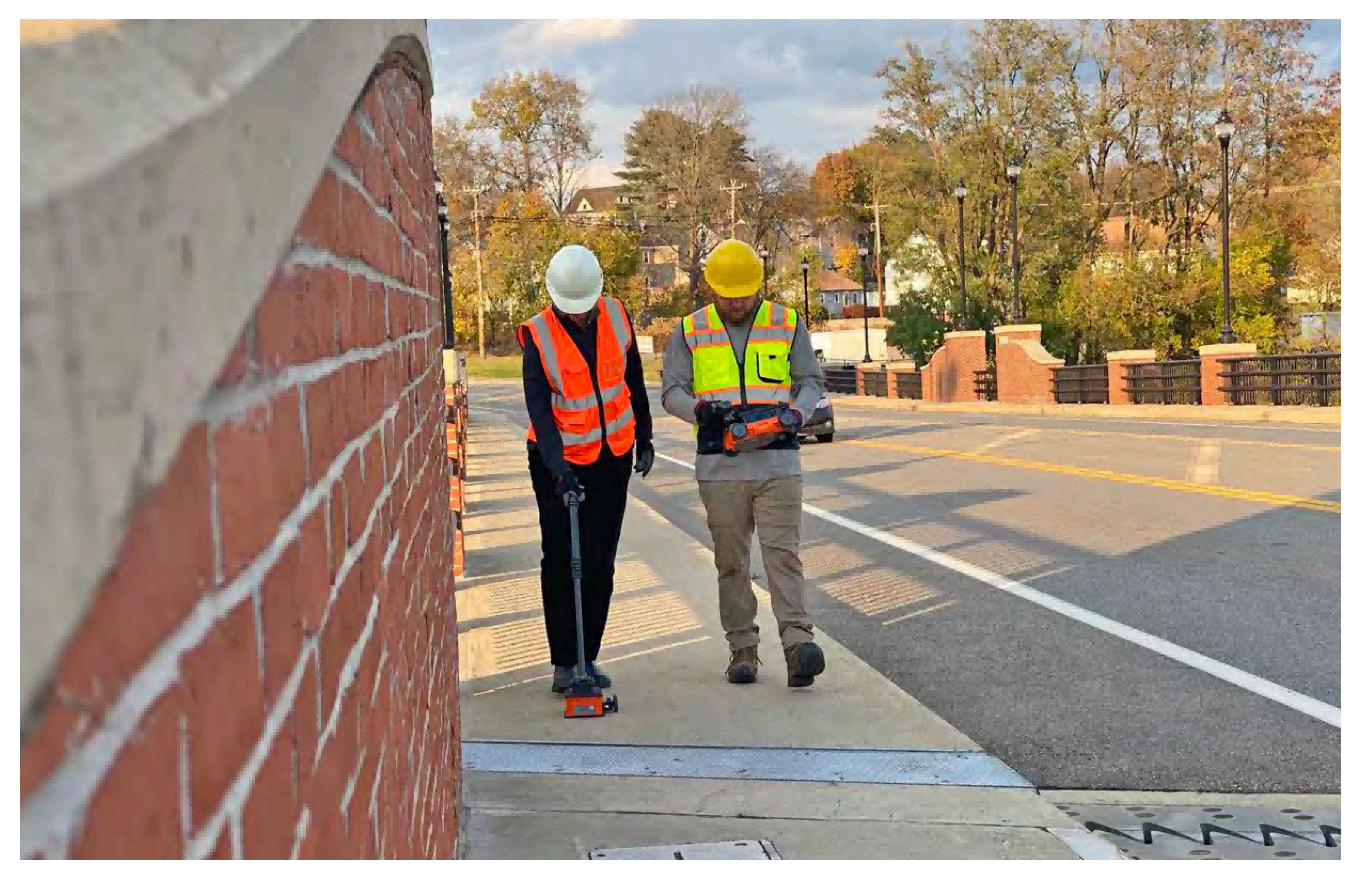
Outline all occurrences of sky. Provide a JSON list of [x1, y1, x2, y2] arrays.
[[427, 19, 1341, 188]]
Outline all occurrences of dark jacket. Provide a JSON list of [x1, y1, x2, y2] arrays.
[[521, 302, 653, 474]]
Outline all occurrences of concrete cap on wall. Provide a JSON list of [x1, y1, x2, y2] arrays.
[[943, 330, 987, 339], [1105, 349, 1158, 362], [993, 324, 1043, 336], [886, 362, 918, 373], [1198, 343, 1259, 356]]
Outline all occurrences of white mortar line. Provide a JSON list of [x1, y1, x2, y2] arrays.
[[289, 806, 310, 860], [207, 431, 225, 587], [227, 807, 243, 858], [20, 360, 439, 858], [340, 746, 366, 827], [178, 714, 193, 858], [370, 648, 388, 707], [327, 156, 421, 256], [197, 327, 434, 426], [297, 384, 311, 484], [366, 740, 387, 818], [287, 246, 435, 302], [314, 592, 382, 768], [653, 450, 1342, 729]]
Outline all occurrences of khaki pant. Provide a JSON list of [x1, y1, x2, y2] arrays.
[[697, 476, 814, 652]]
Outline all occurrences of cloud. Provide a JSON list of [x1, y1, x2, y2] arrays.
[[427, 18, 1341, 172]]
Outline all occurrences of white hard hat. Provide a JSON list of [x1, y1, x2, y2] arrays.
[[544, 244, 604, 314]]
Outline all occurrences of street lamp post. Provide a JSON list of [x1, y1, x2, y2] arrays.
[[1006, 162, 1021, 322], [858, 245, 871, 362], [435, 178, 453, 349], [758, 245, 770, 296], [800, 256, 811, 320], [954, 180, 968, 329], [1215, 109, 1236, 344]]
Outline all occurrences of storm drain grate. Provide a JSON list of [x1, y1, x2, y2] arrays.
[[589, 840, 781, 860], [1055, 802, 1341, 861]]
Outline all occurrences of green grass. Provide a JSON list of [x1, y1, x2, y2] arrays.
[[464, 354, 662, 382]]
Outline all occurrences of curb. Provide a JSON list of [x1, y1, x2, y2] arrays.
[[830, 396, 1342, 426]]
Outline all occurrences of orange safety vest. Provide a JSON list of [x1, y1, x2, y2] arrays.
[[516, 296, 637, 465]]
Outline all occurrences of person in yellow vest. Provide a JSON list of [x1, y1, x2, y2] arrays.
[[660, 239, 828, 687], [518, 245, 655, 694]]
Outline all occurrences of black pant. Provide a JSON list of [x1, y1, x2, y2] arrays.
[[528, 445, 633, 668]]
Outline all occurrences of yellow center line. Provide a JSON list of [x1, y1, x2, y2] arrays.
[[847, 438, 1341, 513]]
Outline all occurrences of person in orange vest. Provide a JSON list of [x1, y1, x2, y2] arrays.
[[517, 244, 655, 694]]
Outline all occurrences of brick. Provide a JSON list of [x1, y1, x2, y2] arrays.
[[214, 387, 307, 581], [240, 710, 297, 859], [182, 600, 264, 828], [69, 687, 186, 857], [292, 166, 342, 251], [304, 371, 345, 484], [304, 761, 348, 857], [22, 424, 213, 798], [258, 540, 303, 704], [292, 652, 320, 791], [333, 114, 367, 178], [335, 269, 359, 354], [257, 266, 341, 372], [213, 317, 258, 391]]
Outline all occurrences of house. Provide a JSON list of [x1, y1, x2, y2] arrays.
[[816, 271, 864, 317], [562, 185, 642, 222]]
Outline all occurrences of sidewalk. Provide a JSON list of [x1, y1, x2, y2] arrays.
[[832, 395, 1342, 426], [455, 413, 1122, 860]]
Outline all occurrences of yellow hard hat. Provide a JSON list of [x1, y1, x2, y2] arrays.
[[703, 239, 764, 299]]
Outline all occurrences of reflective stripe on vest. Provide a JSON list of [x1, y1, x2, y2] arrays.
[[517, 296, 636, 464], [682, 301, 797, 432]]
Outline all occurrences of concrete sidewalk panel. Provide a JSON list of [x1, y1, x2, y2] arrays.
[[458, 415, 978, 751], [465, 808, 1080, 860], [466, 772, 1075, 828]]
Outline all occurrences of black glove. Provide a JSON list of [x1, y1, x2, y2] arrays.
[[634, 441, 654, 478], [549, 463, 583, 502], [694, 400, 732, 427]]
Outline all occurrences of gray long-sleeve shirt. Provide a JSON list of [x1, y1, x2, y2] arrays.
[[661, 305, 825, 482]]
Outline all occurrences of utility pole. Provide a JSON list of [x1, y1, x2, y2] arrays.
[[721, 178, 746, 238], [459, 186, 489, 358], [859, 202, 889, 313]]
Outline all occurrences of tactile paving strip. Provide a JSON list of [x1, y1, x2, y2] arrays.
[[1055, 802, 1341, 860]]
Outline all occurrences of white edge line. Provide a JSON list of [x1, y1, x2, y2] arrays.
[[1047, 827, 1129, 860], [652, 450, 1341, 729]]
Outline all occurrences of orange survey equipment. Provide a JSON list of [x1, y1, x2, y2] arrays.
[[721, 404, 801, 456], [516, 296, 636, 466], [562, 492, 619, 719]]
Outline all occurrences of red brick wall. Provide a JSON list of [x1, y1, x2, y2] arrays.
[[921, 332, 987, 402], [21, 63, 459, 859], [995, 327, 1060, 405]]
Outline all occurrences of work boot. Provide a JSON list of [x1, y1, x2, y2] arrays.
[[726, 646, 760, 684], [587, 663, 612, 688], [551, 666, 573, 694], [784, 642, 826, 688]]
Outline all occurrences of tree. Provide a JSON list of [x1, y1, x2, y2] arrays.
[[468, 70, 596, 210], [618, 85, 753, 307], [742, 147, 813, 258]]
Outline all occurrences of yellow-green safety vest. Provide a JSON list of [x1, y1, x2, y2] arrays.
[[682, 301, 799, 429]]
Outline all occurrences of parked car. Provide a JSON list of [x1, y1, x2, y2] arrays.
[[799, 392, 835, 444]]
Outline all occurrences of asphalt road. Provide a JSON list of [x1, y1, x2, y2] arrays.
[[468, 381, 1341, 794]]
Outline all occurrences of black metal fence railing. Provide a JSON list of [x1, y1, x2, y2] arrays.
[[1052, 363, 1110, 404], [822, 363, 859, 394], [862, 368, 888, 397], [973, 363, 997, 401], [1125, 360, 1202, 405], [895, 371, 923, 400], [1219, 352, 1341, 407]]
